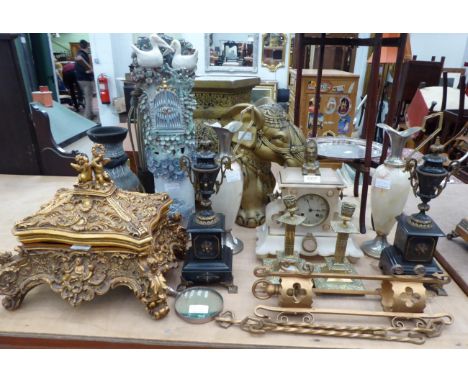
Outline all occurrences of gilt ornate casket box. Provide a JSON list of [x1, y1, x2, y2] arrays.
[[0, 144, 186, 319]]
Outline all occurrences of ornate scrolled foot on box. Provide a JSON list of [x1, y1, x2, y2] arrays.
[[139, 272, 171, 320], [2, 293, 25, 311], [0, 249, 33, 311], [0, 251, 14, 266], [145, 299, 170, 320]]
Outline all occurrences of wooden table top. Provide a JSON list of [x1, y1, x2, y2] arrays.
[[0, 174, 467, 348]]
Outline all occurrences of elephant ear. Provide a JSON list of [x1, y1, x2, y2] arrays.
[[222, 103, 265, 150], [232, 125, 257, 149]]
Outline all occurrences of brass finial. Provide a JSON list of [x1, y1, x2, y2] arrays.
[[429, 137, 444, 154], [198, 139, 213, 153]]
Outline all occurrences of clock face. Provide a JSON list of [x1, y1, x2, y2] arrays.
[[296, 194, 330, 227]]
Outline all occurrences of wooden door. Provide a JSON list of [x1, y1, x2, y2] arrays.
[[0, 34, 42, 174]]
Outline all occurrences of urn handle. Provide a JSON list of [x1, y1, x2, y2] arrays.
[[405, 158, 419, 197], [215, 155, 232, 193], [179, 155, 194, 186], [435, 160, 460, 197]]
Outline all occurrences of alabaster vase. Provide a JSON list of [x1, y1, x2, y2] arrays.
[[361, 124, 421, 258], [210, 122, 245, 254]]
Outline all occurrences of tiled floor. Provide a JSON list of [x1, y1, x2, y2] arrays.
[[62, 94, 100, 124]]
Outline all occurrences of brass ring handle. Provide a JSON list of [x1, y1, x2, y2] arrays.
[[251, 279, 274, 300], [253, 266, 269, 278]]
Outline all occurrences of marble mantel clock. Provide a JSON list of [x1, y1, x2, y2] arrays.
[[178, 140, 237, 293], [256, 140, 362, 261]]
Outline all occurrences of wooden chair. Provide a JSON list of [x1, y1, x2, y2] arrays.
[[30, 103, 98, 176], [396, 57, 445, 122]]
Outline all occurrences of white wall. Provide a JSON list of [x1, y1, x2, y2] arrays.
[[464, 38, 468, 65], [89, 32, 294, 122], [353, 33, 370, 105], [87, 33, 468, 126], [180, 33, 291, 89], [110, 33, 133, 98], [88, 33, 133, 125], [88, 34, 119, 125], [411, 33, 468, 67]]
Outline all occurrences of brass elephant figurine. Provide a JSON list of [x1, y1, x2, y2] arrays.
[[220, 99, 306, 228]]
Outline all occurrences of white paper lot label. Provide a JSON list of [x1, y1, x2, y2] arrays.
[[375, 178, 391, 190], [70, 245, 91, 251], [188, 305, 209, 314], [304, 175, 321, 183]]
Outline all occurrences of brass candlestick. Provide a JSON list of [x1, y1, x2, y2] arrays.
[[262, 195, 309, 278], [313, 202, 365, 292], [276, 195, 306, 257], [332, 202, 356, 264]]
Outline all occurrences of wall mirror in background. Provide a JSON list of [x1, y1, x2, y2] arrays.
[[261, 33, 287, 72], [205, 33, 259, 73]]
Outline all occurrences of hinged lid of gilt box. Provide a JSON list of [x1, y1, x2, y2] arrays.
[[13, 144, 171, 253]]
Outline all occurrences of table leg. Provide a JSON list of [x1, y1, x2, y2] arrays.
[[359, 167, 370, 234], [354, 168, 360, 197]]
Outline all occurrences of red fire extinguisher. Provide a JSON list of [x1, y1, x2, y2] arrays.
[[97, 74, 111, 104]]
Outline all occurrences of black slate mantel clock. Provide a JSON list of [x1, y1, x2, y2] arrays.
[[178, 140, 237, 293]]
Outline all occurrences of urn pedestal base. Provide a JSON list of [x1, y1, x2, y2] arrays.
[[361, 234, 390, 259], [178, 246, 237, 294], [225, 230, 244, 255], [379, 246, 442, 277]]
